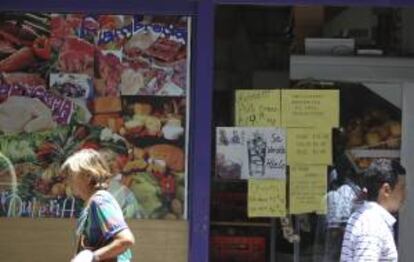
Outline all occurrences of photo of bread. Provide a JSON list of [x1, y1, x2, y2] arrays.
[[146, 144, 184, 172], [121, 96, 186, 145]]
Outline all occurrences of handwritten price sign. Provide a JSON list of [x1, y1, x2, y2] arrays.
[[289, 165, 327, 214], [248, 179, 286, 217], [282, 89, 339, 128], [235, 90, 281, 127], [287, 128, 332, 165]]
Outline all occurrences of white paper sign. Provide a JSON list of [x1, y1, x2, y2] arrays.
[[216, 127, 286, 179]]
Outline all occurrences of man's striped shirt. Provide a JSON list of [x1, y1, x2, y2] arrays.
[[340, 201, 397, 262]]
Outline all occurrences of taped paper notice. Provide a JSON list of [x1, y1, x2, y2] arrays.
[[282, 89, 339, 128], [248, 179, 286, 217], [236, 90, 281, 127], [287, 128, 332, 165], [289, 165, 327, 214]]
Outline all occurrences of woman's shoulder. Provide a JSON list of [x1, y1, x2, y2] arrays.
[[91, 190, 118, 205]]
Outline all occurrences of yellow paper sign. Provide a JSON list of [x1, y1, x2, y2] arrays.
[[289, 165, 327, 214], [235, 90, 281, 127], [287, 128, 332, 165], [281, 89, 339, 128], [248, 179, 286, 217]]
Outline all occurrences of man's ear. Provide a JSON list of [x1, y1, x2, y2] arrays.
[[380, 182, 392, 197]]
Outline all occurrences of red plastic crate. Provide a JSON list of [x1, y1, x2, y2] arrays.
[[211, 236, 266, 262]]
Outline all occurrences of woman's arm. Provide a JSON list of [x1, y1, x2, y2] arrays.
[[92, 228, 135, 261]]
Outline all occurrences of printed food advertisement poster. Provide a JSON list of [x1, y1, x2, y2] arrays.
[[0, 13, 190, 220]]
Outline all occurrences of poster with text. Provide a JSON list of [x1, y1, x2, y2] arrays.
[[216, 127, 286, 180], [0, 13, 190, 220]]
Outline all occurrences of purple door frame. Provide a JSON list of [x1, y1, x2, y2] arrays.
[[2, 1, 414, 262], [188, 1, 215, 262]]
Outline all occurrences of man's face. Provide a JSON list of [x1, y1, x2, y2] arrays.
[[388, 176, 406, 213]]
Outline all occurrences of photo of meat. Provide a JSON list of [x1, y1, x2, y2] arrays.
[[145, 37, 183, 62], [50, 14, 83, 47], [0, 47, 35, 72], [0, 72, 45, 87], [0, 12, 190, 220], [119, 16, 189, 96], [95, 50, 123, 96], [0, 13, 50, 82], [123, 30, 158, 63], [54, 36, 95, 76]]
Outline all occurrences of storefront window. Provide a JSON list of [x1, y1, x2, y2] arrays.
[[211, 5, 407, 262]]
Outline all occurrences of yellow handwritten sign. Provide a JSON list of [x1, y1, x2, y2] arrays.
[[281, 89, 339, 128], [287, 128, 332, 165], [248, 179, 286, 217], [235, 90, 281, 127], [289, 165, 327, 214]]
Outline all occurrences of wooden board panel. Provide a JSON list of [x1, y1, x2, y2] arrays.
[[0, 218, 188, 262]]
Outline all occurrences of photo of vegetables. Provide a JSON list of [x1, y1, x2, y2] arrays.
[[0, 13, 189, 219]]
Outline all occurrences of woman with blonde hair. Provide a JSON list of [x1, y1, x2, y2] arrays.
[[61, 149, 135, 262]]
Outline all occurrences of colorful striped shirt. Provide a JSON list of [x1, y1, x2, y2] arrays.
[[77, 190, 132, 262], [340, 201, 397, 262]]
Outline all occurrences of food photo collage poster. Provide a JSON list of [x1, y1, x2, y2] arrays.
[[0, 13, 190, 220]]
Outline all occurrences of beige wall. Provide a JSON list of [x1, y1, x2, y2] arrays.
[[0, 218, 188, 262]]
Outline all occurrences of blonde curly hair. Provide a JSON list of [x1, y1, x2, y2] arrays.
[[61, 149, 112, 190]]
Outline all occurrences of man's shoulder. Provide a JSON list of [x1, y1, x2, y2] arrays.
[[348, 204, 384, 230]]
